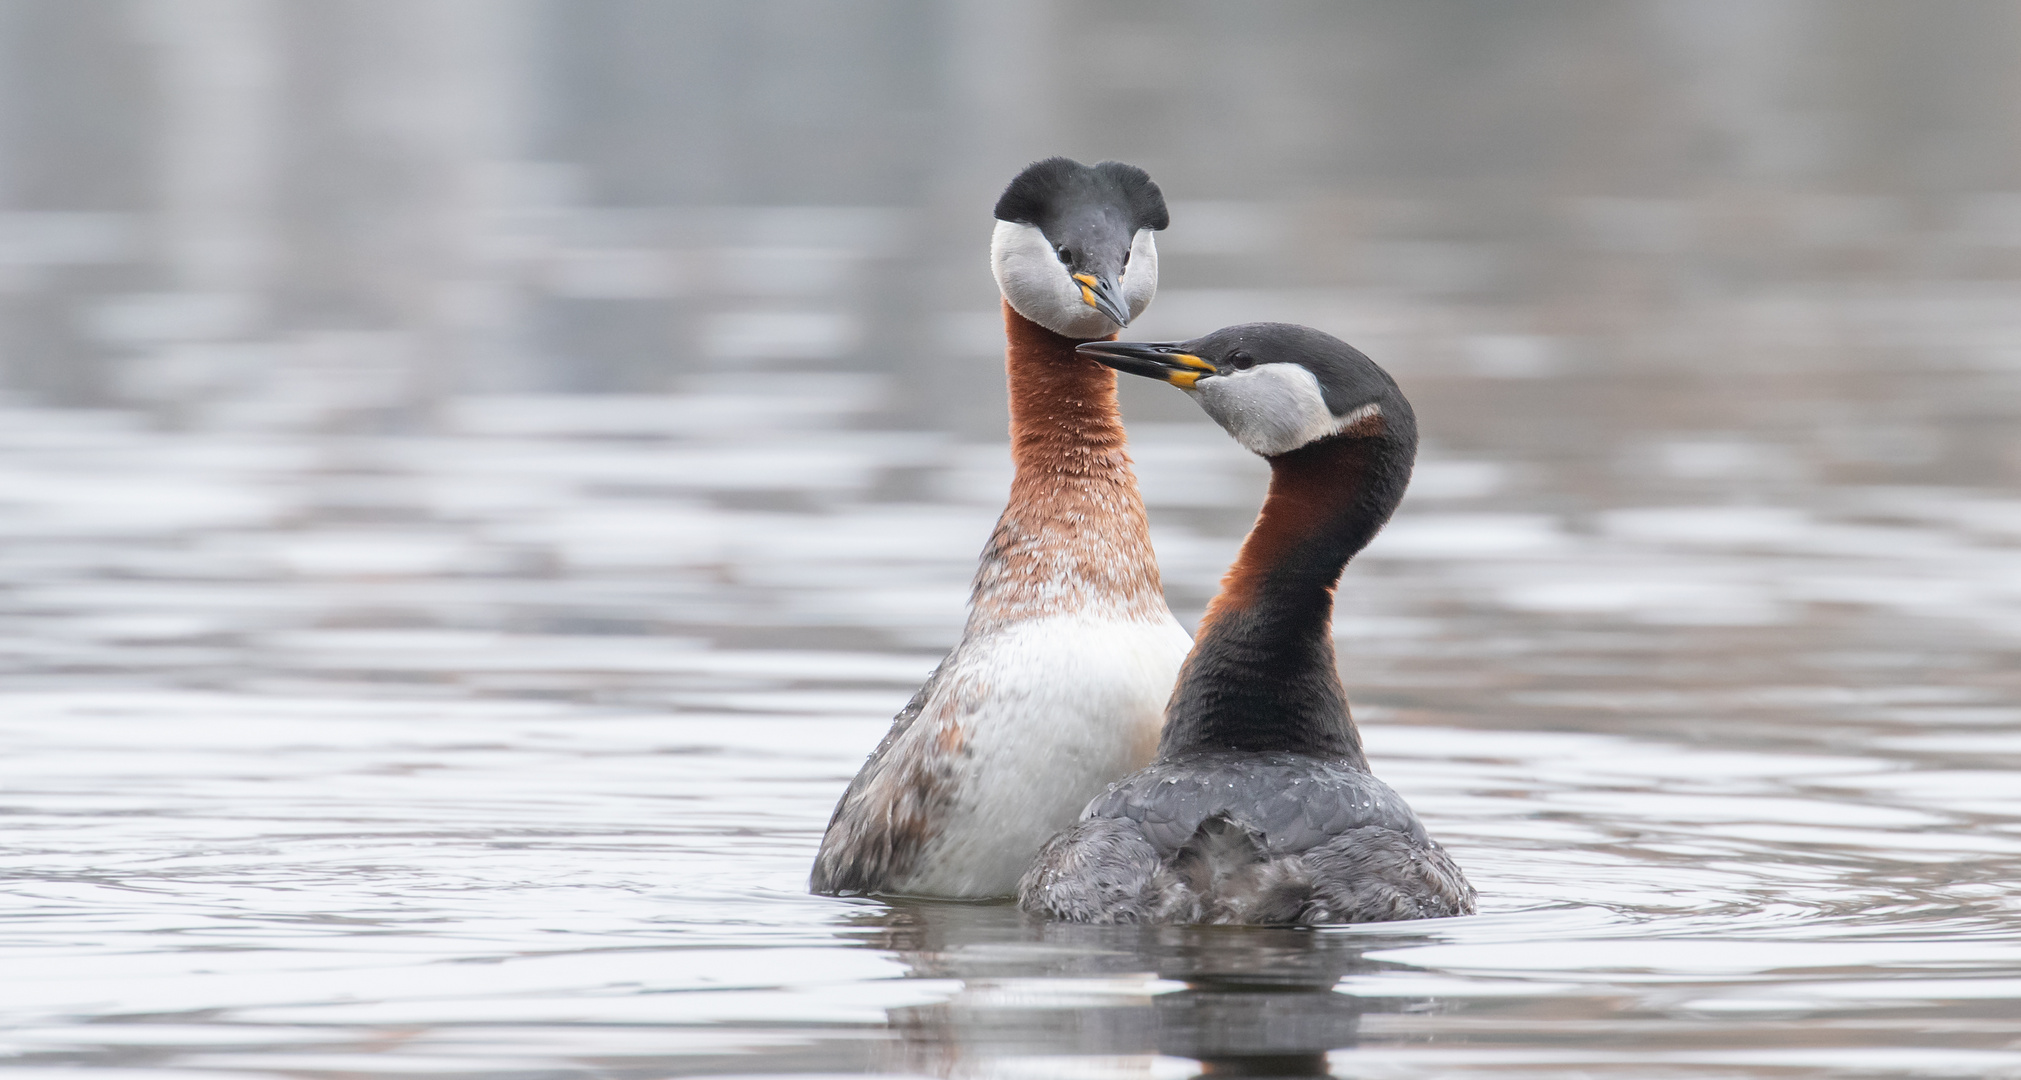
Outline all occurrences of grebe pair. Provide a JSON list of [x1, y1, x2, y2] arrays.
[[812, 159, 1473, 923]]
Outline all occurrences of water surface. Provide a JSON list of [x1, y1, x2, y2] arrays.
[[3, 355, 2019, 1078]]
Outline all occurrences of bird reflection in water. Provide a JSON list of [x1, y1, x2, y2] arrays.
[[842, 901, 1442, 1077]]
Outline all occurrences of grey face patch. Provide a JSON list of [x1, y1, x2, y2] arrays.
[[1191, 364, 1381, 457]]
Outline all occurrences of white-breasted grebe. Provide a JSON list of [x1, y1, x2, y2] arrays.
[[811, 159, 1192, 899], [1018, 323, 1476, 924]]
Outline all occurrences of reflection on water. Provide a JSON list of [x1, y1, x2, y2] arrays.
[[868, 906, 1385, 1074]]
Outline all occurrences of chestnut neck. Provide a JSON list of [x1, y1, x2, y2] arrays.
[[969, 303, 1164, 625], [1157, 422, 1415, 763]]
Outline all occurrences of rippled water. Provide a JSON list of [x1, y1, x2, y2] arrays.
[[3, 354, 2020, 1078]]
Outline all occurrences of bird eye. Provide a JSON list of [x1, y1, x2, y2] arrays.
[[1228, 351, 1255, 370], [1055, 245, 1072, 263]]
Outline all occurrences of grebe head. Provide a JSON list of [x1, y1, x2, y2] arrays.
[[1077, 323, 1409, 457], [992, 158, 1167, 340]]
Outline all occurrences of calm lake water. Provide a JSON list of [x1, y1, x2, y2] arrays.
[[2, 332, 2019, 1078], [4, 2, 2020, 1075]]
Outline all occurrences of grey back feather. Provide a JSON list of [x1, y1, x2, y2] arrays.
[[1082, 752, 1428, 857], [1019, 751, 1475, 925]]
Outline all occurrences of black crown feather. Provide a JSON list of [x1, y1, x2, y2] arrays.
[[994, 157, 1169, 232]]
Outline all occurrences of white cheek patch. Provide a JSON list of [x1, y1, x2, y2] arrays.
[[991, 220, 1110, 338], [1119, 228, 1158, 323], [1191, 364, 1382, 457], [990, 220, 1157, 338]]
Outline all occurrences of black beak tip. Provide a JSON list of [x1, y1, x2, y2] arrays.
[[1075, 339, 1194, 382]]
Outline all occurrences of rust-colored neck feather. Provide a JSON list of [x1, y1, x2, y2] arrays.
[[969, 302, 1165, 625], [1157, 427, 1415, 761], [1206, 441, 1373, 624]]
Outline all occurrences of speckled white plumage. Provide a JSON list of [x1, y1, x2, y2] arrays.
[[865, 610, 1190, 898]]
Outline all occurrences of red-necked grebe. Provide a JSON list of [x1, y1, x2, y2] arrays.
[[811, 159, 1191, 899], [1019, 323, 1476, 924]]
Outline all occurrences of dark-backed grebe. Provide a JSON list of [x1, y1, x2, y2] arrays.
[[1018, 323, 1476, 924], [811, 159, 1192, 899]]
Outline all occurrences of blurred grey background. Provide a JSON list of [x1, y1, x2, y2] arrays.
[[5, 0, 2019, 439], [4, 0, 2021, 682]]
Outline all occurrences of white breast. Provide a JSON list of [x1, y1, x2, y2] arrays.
[[884, 610, 1192, 898]]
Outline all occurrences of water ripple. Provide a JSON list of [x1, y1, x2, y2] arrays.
[[1, 382, 2018, 1077]]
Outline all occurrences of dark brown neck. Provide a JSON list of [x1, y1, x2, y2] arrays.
[[969, 302, 1164, 625], [1158, 424, 1415, 762]]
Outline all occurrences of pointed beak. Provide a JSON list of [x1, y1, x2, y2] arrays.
[[1070, 272, 1134, 328], [1074, 340, 1217, 388]]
